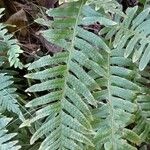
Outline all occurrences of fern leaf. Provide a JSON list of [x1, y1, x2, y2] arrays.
[[0, 116, 21, 150], [90, 47, 141, 149], [0, 73, 24, 121], [86, 0, 125, 17], [0, 8, 23, 69], [131, 67, 150, 144], [103, 6, 150, 70], [133, 94, 150, 142], [21, 1, 114, 149]]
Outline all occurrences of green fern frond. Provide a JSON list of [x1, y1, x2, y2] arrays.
[[133, 95, 150, 142], [0, 8, 23, 69], [89, 47, 142, 149], [133, 69, 150, 143], [86, 0, 125, 17], [0, 116, 21, 150], [22, 3, 96, 150], [102, 6, 150, 70], [21, 1, 108, 149], [0, 73, 24, 121]]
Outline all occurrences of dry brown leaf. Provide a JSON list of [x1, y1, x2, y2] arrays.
[[22, 43, 40, 52], [13, 1, 26, 10], [0, 0, 5, 9], [36, 32, 63, 54], [13, 1, 39, 18], [6, 9, 28, 36], [37, 0, 59, 8]]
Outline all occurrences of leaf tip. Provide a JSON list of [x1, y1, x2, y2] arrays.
[[25, 103, 31, 108]]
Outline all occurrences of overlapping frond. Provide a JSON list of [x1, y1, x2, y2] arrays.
[[21, 1, 117, 149], [86, 0, 125, 16], [88, 47, 142, 149], [0, 116, 21, 150], [0, 73, 24, 121], [0, 8, 23, 69], [133, 95, 150, 143], [101, 6, 150, 70], [133, 69, 150, 143]]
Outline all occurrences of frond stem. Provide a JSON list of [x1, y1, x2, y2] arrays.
[[107, 52, 117, 150]]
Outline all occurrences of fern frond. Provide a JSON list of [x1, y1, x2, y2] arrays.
[[21, 1, 111, 149], [89, 47, 142, 149], [102, 6, 150, 70], [0, 8, 23, 69], [0, 116, 21, 150], [0, 73, 24, 121], [86, 0, 125, 16], [133, 94, 150, 143], [132, 68, 150, 143]]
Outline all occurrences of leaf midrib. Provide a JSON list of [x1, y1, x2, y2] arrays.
[[107, 52, 117, 150], [58, 1, 85, 149]]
